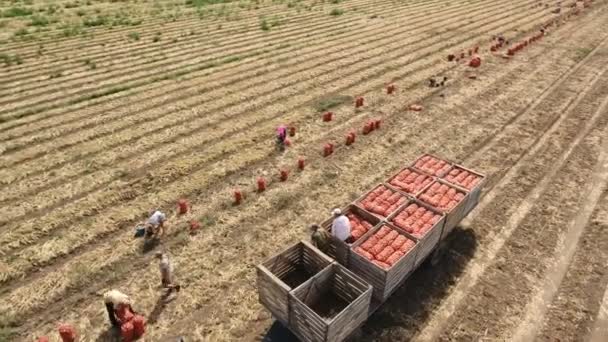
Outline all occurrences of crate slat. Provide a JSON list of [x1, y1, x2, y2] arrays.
[[289, 264, 372, 342], [257, 241, 333, 324]]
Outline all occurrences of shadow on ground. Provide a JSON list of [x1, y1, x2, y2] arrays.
[[261, 226, 478, 342]]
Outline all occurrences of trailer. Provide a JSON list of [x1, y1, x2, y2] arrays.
[[256, 154, 486, 342]]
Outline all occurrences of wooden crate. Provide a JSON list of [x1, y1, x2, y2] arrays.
[[348, 223, 419, 301], [355, 184, 409, 220], [289, 263, 372, 342], [387, 199, 446, 267], [418, 179, 470, 240], [257, 241, 333, 325], [320, 204, 382, 267], [386, 166, 436, 197], [411, 153, 453, 178], [442, 164, 486, 217]]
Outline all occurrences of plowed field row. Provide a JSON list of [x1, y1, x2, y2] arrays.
[[14, 7, 604, 340], [535, 192, 608, 341], [410, 31, 608, 342], [0, 0, 411, 97], [0, 6, 600, 340], [0, 0, 530, 122], [0, 0, 496, 130], [0, 0, 548, 198], [0, 0, 486, 137], [0, 1, 555, 262]]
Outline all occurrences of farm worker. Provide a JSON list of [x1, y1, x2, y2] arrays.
[[276, 124, 287, 148], [156, 251, 181, 293], [145, 209, 167, 238], [103, 289, 133, 327], [331, 208, 352, 243], [309, 224, 331, 253]]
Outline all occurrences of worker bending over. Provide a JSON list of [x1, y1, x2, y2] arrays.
[[309, 224, 331, 254], [145, 209, 167, 239], [103, 289, 134, 327], [331, 208, 353, 243], [156, 251, 181, 293], [276, 125, 287, 151]]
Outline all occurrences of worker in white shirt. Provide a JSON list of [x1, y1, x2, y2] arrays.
[[156, 251, 181, 293], [331, 208, 353, 243], [103, 289, 134, 327], [145, 210, 167, 239]]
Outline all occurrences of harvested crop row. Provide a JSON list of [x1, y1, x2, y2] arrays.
[[0, 0, 462, 139], [0, 1, 552, 243], [0, 0, 480, 125], [0, 0, 564, 282], [4, 16, 592, 334], [0, 0, 398, 106], [0, 0, 290, 65], [0, 0, 544, 182], [0, 0, 552, 230], [0, 0, 439, 92], [17, 22, 588, 332]]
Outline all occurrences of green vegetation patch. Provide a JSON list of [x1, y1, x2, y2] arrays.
[[1, 7, 33, 18], [312, 94, 353, 112]]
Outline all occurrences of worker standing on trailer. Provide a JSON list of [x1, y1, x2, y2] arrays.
[[155, 251, 181, 294], [145, 209, 167, 239], [309, 224, 331, 254], [276, 124, 287, 151], [103, 289, 134, 327], [331, 208, 353, 243]]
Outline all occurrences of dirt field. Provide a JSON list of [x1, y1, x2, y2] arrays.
[[1, 0, 607, 341]]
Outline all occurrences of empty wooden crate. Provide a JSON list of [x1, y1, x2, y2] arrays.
[[257, 241, 333, 325], [321, 204, 381, 267], [289, 263, 372, 342]]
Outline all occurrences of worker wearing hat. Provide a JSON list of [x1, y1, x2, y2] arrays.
[[331, 208, 353, 243], [103, 289, 134, 327]]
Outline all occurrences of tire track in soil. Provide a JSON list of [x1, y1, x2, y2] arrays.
[[0, 0, 552, 254], [589, 272, 608, 342], [426, 69, 608, 340], [2, 12, 568, 332], [0, 0, 535, 169], [535, 191, 608, 341], [413, 31, 608, 342], [439, 111, 608, 341], [19, 13, 592, 340], [511, 121, 608, 341], [0, 0, 486, 145]]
